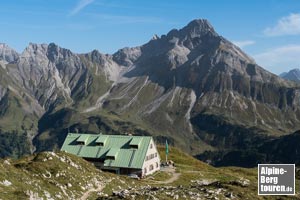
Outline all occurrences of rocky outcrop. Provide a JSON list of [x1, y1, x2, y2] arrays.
[[105, 178, 247, 199]]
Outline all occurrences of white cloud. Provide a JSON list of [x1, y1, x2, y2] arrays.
[[253, 45, 300, 74], [264, 13, 300, 36], [232, 40, 255, 48], [70, 0, 94, 16]]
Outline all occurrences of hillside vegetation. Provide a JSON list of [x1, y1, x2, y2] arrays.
[[0, 146, 299, 199]]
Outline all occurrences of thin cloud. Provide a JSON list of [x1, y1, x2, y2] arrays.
[[264, 13, 300, 36], [233, 40, 255, 48], [253, 45, 300, 74], [70, 0, 95, 16]]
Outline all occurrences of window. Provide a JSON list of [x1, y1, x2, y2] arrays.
[[96, 142, 104, 146], [156, 162, 159, 168], [150, 144, 153, 149], [106, 156, 115, 160], [149, 165, 154, 171], [146, 153, 158, 161], [130, 144, 139, 149]]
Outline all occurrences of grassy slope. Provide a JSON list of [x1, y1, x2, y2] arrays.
[[99, 146, 300, 199], [161, 146, 300, 199], [0, 152, 107, 199], [73, 54, 113, 109], [99, 79, 215, 154], [1, 144, 299, 199], [0, 66, 41, 157]]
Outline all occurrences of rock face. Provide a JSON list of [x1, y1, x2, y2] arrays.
[[1, 19, 300, 166], [12, 43, 83, 109], [280, 68, 300, 82], [0, 43, 19, 63], [0, 43, 120, 157]]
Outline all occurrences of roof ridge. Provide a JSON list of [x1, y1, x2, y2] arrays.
[[67, 133, 152, 138]]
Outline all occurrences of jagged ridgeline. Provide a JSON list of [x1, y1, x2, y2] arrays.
[[280, 68, 300, 82], [0, 19, 300, 166]]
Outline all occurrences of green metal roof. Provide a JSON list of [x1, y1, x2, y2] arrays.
[[129, 137, 142, 146], [77, 134, 89, 143], [106, 148, 119, 158], [95, 135, 108, 145], [61, 133, 152, 169]]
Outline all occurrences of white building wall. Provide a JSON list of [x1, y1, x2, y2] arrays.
[[142, 139, 160, 177]]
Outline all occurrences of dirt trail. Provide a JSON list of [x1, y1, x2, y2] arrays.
[[80, 167, 180, 199], [80, 184, 105, 200], [152, 166, 181, 184]]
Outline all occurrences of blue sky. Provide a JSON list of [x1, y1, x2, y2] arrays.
[[0, 0, 300, 74]]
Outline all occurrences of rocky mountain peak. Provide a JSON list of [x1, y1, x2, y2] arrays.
[[166, 19, 217, 40], [47, 43, 60, 62], [287, 68, 300, 73], [21, 42, 74, 63], [288, 68, 300, 74], [0, 43, 19, 63], [46, 43, 74, 62], [27, 42, 48, 51], [113, 46, 141, 67], [85, 49, 110, 64], [21, 43, 48, 58], [151, 34, 160, 40], [183, 19, 217, 36], [280, 68, 300, 82]]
